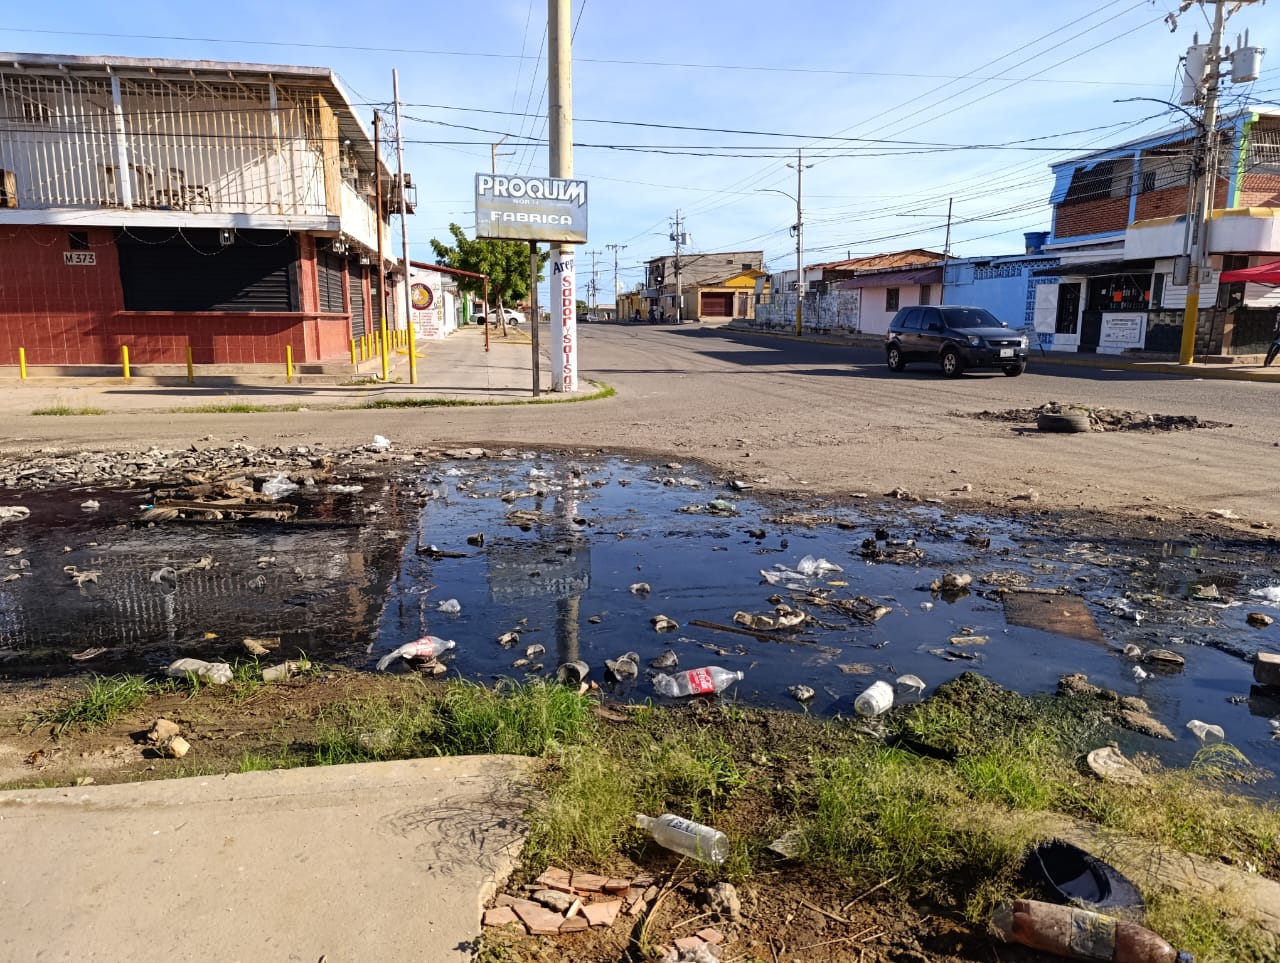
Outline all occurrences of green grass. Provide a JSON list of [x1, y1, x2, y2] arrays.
[[1145, 889, 1278, 963], [363, 382, 615, 409], [33, 674, 155, 734], [31, 405, 107, 416], [174, 402, 305, 414]]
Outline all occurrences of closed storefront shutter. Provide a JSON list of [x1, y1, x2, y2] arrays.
[[700, 292, 733, 317], [316, 251, 347, 314], [116, 228, 296, 312], [348, 263, 367, 338]]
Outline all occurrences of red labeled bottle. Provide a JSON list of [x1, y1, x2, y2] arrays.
[[992, 900, 1193, 963]]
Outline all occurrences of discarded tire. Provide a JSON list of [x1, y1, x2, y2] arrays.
[[1036, 410, 1090, 433]]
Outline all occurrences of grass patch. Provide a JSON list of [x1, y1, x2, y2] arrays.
[[174, 402, 305, 414], [363, 382, 615, 409], [31, 405, 107, 416], [33, 674, 155, 734], [1144, 889, 1277, 963]]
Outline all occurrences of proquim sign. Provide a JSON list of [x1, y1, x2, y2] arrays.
[[475, 174, 588, 243]]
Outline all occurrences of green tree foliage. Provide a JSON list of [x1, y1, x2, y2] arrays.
[[428, 223, 548, 314]]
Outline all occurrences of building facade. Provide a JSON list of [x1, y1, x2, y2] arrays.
[[643, 250, 764, 321], [0, 52, 409, 367]]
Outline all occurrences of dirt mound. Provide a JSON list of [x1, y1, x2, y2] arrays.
[[965, 404, 1231, 432]]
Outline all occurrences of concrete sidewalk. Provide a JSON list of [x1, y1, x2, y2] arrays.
[[0, 323, 554, 416], [0, 756, 536, 962]]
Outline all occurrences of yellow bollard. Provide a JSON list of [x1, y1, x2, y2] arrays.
[[18, 347, 26, 381], [121, 345, 130, 382], [285, 345, 294, 384], [351, 338, 358, 366], [186, 346, 194, 385]]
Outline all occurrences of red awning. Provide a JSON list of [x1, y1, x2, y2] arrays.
[[835, 266, 943, 290], [1220, 260, 1280, 285]]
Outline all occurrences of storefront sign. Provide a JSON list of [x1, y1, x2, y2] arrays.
[[1099, 313, 1146, 354], [475, 174, 588, 243]]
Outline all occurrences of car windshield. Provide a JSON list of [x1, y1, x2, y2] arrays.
[[941, 307, 1002, 329]]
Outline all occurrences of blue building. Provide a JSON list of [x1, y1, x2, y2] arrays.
[[941, 234, 1060, 347]]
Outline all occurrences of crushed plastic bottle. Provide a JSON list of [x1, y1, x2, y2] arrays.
[[854, 680, 894, 717], [376, 636, 456, 671], [165, 658, 233, 685], [636, 813, 729, 865], [652, 666, 743, 697], [992, 899, 1193, 962], [437, 598, 462, 614]]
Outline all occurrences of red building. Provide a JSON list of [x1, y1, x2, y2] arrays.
[[0, 52, 411, 367]]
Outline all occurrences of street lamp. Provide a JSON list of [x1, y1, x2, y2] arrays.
[[760, 184, 805, 337]]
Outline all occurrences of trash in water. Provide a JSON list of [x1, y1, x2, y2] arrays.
[[261, 475, 299, 500], [1250, 585, 1280, 606], [650, 649, 679, 669], [165, 658, 233, 685], [437, 598, 462, 614], [0, 507, 30, 524], [1190, 583, 1223, 602], [635, 813, 729, 865], [150, 566, 178, 584], [376, 636, 456, 671], [854, 680, 894, 717], [796, 555, 843, 577], [1085, 745, 1147, 786], [1122, 644, 1144, 659], [496, 631, 520, 648], [370, 435, 392, 451], [1144, 649, 1185, 668], [651, 614, 679, 632], [605, 655, 639, 680], [1104, 598, 1145, 625], [629, 582, 651, 596], [1186, 719, 1225, 742], [788, 684, 815, 702], [556, 660, 589, 685], [1133, 665, 1149, 681], [1020, 839, 1145, 913], [70, 646, 107, 661], [895, 674, 926, 696], [653, 666, 743, 697], [525, 644, 546, 659], [80, 499, 100, 512], [327, 484, 364, 495]]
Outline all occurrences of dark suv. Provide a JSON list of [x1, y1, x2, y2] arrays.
[[885, 305, 1028, 377]]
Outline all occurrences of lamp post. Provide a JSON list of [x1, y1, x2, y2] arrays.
[[760, 184, 805, 336]]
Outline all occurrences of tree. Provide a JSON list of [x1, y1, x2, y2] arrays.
[[428, 223, 547, 324]]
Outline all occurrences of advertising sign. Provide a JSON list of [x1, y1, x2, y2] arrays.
[[551, 248, 578, 391], [1099, 312, 1146, 355], [475, 174, 588, 243], [408, 269, 444, 339]]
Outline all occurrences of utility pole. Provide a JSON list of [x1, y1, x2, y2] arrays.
[[392, 69, 416, 384], [548, 0, 577, 391], [606, 243, 626, 318], [787, 149, 813, 336], [1175, 0, 1263, 364], [586, 249, 600, 312], [941, 197, 953, 306], [671, 211, 683, 322], [491, 135, 514, 175], [373, 111, 389, 383]]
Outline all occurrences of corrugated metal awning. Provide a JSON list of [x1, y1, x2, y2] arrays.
[[835, 266, 943, 290], [1030, 259, 1155, 278]]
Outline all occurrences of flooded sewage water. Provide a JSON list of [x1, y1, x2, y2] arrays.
[[1, 452, 1278, 784]]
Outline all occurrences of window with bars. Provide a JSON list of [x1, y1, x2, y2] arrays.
[[1247, 127, 1280, 176]]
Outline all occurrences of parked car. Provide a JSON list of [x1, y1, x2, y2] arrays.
[[884, 305, 1028, 377], [486, 309, 524, 327]]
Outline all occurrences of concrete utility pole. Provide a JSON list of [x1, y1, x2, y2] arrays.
[[1177, 0, 1262, 364], [586, 249, 600, 312], [392, 69, 416, 384], [787, 149, 813, 336], [941, 197, 952, 306], [548, 0, 577, 391], [606, 243, 626, 317], [672, 210, 683, 321], [373, 111, 389, 383], [490, 135, 514, 175]]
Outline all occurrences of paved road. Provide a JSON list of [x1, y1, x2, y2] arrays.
[[4, 322, 1279, 528]]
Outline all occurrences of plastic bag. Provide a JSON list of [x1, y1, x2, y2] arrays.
[[262, 475, 299, 500]]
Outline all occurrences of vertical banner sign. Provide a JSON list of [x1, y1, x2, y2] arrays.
[[551, 247, 577, 392]]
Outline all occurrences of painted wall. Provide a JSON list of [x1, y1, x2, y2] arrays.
[[943, 257, 1057, 328]]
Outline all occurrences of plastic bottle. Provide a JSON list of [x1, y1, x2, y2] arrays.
[[636, 813, 730, 865], [992, 899, 1193, 963], [854, 680, 894, 717], [652, 666, 743, 697], [376, 636, 456, 671]]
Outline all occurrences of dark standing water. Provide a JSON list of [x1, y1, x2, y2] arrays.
[[2, 453, 1278, 784]]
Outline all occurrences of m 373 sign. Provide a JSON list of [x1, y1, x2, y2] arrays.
[[474, 174, 588, 243]]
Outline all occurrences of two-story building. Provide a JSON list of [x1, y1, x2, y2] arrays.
[[1031, 109, 1280, 356], [643, 250, 764, 321], [0, 52, 409, 368]]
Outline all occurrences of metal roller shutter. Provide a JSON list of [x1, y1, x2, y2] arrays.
[[348, 263, 367, 338], [115, 228, 296, 312], [700, 292, 733, 317], [316, 251, 347, 314]]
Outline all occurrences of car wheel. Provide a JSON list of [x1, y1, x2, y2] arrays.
[[1003, 362, 1026, 377], [887, 346, 906, 372], [940, 347, 964, 377], [1036, 410, 1091, 433]]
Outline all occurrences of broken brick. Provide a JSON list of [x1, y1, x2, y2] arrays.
[[559, 916, 590, 934], [675, 935, 706, 952], [603, 877, 631, 894], [483, 906, 519, 928], [696, 927, 725, 945], [510, 898, 565, 936], [534, 866, 575, 893], [571, 871, 609, 892], [582, 899, 622, 927], [495, 893, 518, 907]]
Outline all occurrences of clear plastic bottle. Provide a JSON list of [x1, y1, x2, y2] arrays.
[[376, 636, 456, 671], [992, 899, 1193, 963], [652, 666, 743, 697], [636, 813, 730, 865], [854, 680, 894, 717]]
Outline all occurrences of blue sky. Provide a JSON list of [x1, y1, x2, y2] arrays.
[[3, 1, 1277, 301]]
